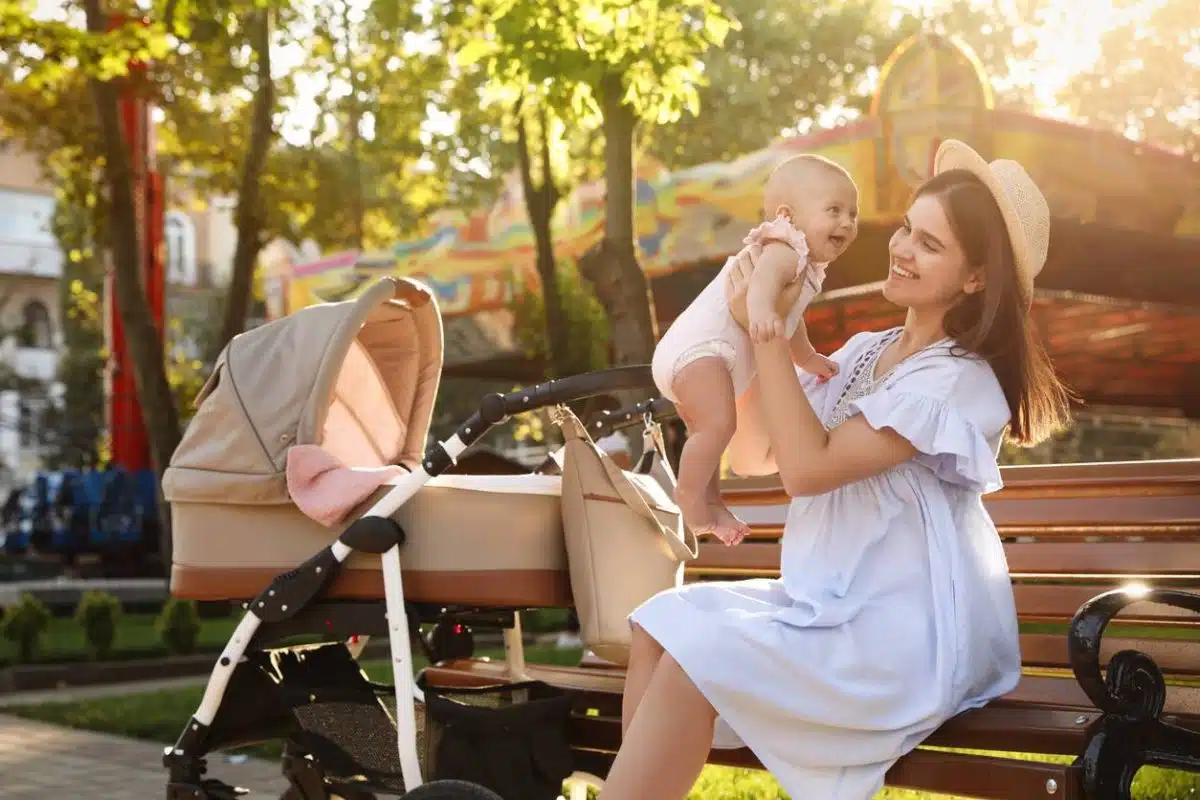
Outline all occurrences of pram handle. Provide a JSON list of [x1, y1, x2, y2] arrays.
[[586, 396, 678, 439], [421, 365, 659, 474], [480, 364, 656, 423]]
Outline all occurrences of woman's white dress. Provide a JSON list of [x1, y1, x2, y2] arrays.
[[629, 328, 1022, 799]]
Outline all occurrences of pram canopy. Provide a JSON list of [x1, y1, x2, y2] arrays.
[[164, 277, 443, 506], [164, 277, 571, 607]]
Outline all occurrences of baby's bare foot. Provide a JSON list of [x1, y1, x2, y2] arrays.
[[710, 503, 751, 546], [678, 490, 718, 537]]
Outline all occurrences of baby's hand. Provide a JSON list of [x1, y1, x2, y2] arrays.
[[799, 352, 839, 382], [748, 304, 785, 343]]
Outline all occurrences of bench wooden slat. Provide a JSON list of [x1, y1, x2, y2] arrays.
[[673, 579, 1200, 626], [924, 705, 1093, 753], [425, 661, 1200, 720], [689, 541, 1200, 579], [1019, 632, 1200, 674], [1012, 584, 1200, 626], [998, 674, 1200, 719], [1004, 541, 1200, 576], [885, 750, 1082, 800], [730, 508, 1200, 535]]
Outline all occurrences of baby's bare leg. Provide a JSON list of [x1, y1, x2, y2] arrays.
[[672, 357, 738, 538]]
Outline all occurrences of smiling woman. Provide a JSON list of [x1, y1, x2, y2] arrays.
[[891, 146, 1070, 446], [600, 140, 1075, 800]]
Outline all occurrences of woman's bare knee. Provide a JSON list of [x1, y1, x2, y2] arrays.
[[630, 623, 664, 658]]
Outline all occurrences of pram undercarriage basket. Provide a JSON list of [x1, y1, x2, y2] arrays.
[[162, 347, 673, 800]]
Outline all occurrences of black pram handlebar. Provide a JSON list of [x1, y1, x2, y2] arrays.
[[585, 396, 678, 439], [448, 366, 661, 454], [478, 365, 658, 423]]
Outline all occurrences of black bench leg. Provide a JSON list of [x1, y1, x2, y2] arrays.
[[1068, 588, 1200, 800]]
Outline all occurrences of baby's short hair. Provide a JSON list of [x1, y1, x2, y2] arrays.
[[771, 153, 854, 184]]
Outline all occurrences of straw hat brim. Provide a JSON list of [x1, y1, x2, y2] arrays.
[[933, 140, 1036, 300]]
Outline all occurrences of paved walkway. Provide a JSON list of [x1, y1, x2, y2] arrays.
[[0, 675, 209, 709], [0, 713, 292, 799]]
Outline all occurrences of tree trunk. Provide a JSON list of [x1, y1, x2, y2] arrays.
[[83, 0, 182, 569], [515, 104, 568, 377], [578, 72, 658, 367], [210, 8, 275, 362]]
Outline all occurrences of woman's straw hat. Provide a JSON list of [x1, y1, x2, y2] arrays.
[[933, 139, 1050, 302]]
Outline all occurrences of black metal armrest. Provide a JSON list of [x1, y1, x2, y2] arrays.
[[1067, 587, 1200, 799]]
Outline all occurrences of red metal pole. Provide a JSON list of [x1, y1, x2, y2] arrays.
[[104, 13, 163, 473]]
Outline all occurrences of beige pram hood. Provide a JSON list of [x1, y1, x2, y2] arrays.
[[162, 277, 443, 507]]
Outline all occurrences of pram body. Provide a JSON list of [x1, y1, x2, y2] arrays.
[[161, 277, 678, 799]]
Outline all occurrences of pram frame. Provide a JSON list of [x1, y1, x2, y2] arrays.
[[163, 365, 670, 800]]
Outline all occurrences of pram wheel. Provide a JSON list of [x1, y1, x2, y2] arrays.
[[401, 781, 504, 799]]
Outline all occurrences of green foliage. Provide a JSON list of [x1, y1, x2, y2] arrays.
[[155, 597, 201, 656], [651, 0, 1039, 169], [650, 0, 883, 168], [0, 593, 52, 664], [510, 263, 610, 377], [0, 1, 171, 89], [241, 0, 455, 251], [39, 278, 106, 470], [448, 0, 735, 129], [1066, 0, 1198, 158], [73, 591, 123, 661]]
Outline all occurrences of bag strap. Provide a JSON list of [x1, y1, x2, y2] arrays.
[[556, 407, 699, 562]]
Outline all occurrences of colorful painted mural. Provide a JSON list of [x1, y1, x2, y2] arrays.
[[273, 33, 1200, 321]]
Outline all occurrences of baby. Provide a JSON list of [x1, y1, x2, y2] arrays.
[[650, 154, 859, 544]]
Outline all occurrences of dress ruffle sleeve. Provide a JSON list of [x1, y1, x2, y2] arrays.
[[849, 389, 1003, 494]]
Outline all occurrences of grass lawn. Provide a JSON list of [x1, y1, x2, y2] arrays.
[[0, 611, 242, 667], [10, 642, 1198, 800]]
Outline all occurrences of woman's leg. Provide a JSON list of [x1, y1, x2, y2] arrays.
[[622, 623, 665, 737], [672, 357, 739, 540], [600, 653, 717, 799]]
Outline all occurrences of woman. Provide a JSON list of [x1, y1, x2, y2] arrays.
[[599, 140, 1073, 799]]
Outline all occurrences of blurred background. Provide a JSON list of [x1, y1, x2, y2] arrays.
[[0, 0, 1196, 580]]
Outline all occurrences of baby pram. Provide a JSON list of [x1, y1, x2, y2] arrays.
[[160, 277, 680, 799]]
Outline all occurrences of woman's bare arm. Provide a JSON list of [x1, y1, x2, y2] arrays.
[[752, 336, 917, 496]]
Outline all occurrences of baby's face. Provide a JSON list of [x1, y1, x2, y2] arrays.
[[775, 172, 860, 264]]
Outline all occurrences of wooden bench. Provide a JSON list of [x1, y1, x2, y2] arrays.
[[423, 459, 1200, 800]]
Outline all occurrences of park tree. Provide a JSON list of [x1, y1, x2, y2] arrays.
[[3, 2, 291, 564], [157, 0, 282, 361], [273, 0, 453, 254], [1, 0, 281, 496], [2, 0, 465, 489], [1064, 0, 1198, 159], [651, 0, 1041, 170], [433, 30, 602, 378], [450, 0, 735, 368]]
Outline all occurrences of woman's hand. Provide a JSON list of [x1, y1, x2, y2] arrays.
[[725, 247, 808, 331], [725, 250, 754, 330]]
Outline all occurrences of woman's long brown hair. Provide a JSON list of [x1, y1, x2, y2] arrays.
[[915, 169, 1074, 446]]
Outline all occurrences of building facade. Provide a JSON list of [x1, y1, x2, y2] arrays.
[[0, 144, 64, 487], [0, 143, 247, 488]]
